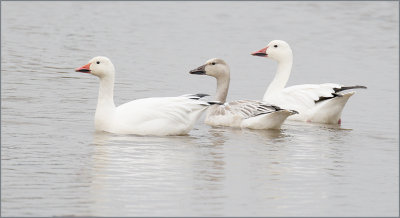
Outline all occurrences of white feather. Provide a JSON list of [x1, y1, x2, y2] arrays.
[[75, 56, 211, 136], [252, 40, 366, 124]]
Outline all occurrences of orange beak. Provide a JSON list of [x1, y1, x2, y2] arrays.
[[75, 63, 91, 73], [251, 46, 269, 57]]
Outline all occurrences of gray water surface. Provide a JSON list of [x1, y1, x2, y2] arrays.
[[1, 1, 399, 216]]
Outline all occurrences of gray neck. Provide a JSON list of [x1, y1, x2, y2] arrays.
[[263, 56, 293, 100], [214, 74, 230, 103]]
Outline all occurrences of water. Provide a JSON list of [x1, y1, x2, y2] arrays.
[[1, 1, 398, 216]]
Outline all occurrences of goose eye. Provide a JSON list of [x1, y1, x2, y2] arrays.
[[96, 61, 100, 64], [211, 62, 216, 65], [274, 45, 278, 48]]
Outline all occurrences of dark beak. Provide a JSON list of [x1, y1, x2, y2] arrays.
[[189, 64, 206, 75]]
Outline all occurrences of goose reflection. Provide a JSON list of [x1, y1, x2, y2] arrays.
[[189, 126, 227, 213]]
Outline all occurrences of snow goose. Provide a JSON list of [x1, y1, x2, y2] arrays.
[[75, 56, 216, 136], [189, 58, 297, 129], [251, 40, 366, 124]]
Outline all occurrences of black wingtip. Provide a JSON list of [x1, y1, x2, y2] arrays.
[[194, 93, 210, 98], [348, 85, 367, 89], [207, 101, 223, 105], [182, 93, 210, 100], [270, 105, 283, 111], [333, 85, 367, 93]]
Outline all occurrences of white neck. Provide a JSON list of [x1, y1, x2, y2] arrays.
[[214, 74, 230, 103], [263, 56, 293, 100], [95, 75, 116, 130]]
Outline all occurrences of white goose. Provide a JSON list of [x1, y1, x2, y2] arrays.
[[75, 56, 217, 136], [189, 58, 297, 129], [251, 40, 366, 124]]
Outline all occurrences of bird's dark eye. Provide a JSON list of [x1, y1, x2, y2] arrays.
[[96, 61, 100, 64], [274, 45, 278, 48], [211, 62, 216, 65]]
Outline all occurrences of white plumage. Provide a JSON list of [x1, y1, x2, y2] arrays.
[[111, 95, 212, 135], [251, 40, 366, 124], [75, 56, 213, 136]]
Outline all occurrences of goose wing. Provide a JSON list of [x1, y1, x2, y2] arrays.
[[115, 94, 211, 128], [211, 100, 285, 119], [264, 83, 366, 111]]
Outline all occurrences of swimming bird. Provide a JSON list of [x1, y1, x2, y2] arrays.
[[189, 58, 297, 129], [75, 56, 216, 136], [251, 40, 366, 124]]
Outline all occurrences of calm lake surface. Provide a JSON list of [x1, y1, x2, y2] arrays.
[[1, 1, 399, 216]]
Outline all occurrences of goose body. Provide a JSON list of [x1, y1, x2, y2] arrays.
[[190, 58, 296, 129], [205, 100, 296, 129], [75, 56, 213, 136], [251, 40, 366, 124]]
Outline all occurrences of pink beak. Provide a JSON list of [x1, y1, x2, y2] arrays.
[[75, 63, 91, 73], [251, 46, 269, 57]]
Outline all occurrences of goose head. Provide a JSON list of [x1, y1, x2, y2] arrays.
[[189, 58, 230, 79], [75, 56, 115, 78], [251, 40, 293, 62]]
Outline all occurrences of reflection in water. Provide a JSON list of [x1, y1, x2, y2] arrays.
[[89, 131, 207, 215], [92, 131, 202, 146], [189, 127, 227, 215], [89, 129, 229, 215], [307, 121, 354, 131], [246, 128, 286, 140], [2, 1, 398, 216], [208, 127, 226, 144]]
